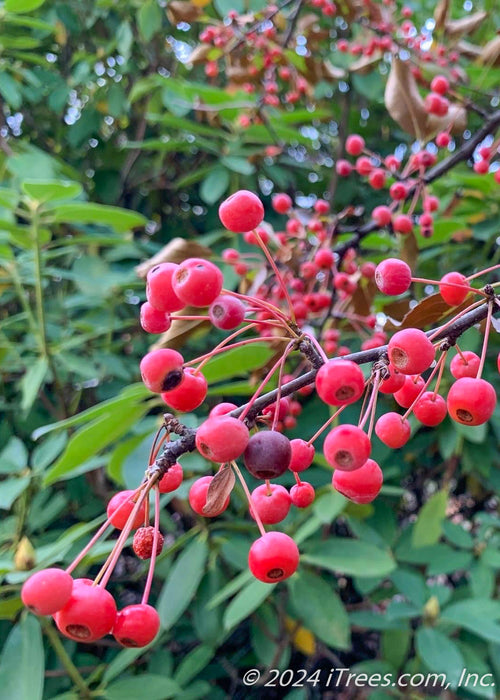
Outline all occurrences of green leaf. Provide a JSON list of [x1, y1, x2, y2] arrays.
[[214, 0, 244, 14], [301, 538, 396, 578], [32, 384, 149, 440], [137, 0, 162, 42], [199, 167, 230, 205], [43, 402, 149, 486], [20, 356, 48, 414], [288, 571, 350, 649], [5, 0, 46, 12], [442, 520, 474, 549], [220, 156, 255, 175], [0, 437, 28, 473], [0, 188, 18, 209], [381, 628, 411, 670], [103, 648, 154, 684], [202, 343, 274, 384], [416, 628, 464, 689], [22, 180, 82, 203], [116, 21, 133, 60], [206, 570, 252, 610], [173, 644, 214, 687], [157, 537, 208, 630], [0, 616, 44, 700], [412, 490, 448, 548], [45, 202, 147, 232], [223, 579, 274, 631], [312, 490, 347, 524], [104, 675, 181, 700], [0, 478, 30, 510], [391, 569, 428, 608], [0, 73, 22, 110], [442, 599, 500, 643]]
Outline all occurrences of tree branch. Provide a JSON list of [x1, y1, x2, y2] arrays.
[[152, 296, 499, 475]]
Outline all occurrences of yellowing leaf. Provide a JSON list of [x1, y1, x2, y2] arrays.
[[285, 617, 316, 656]]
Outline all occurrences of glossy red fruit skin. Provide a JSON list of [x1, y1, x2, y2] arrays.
[[290, 482, 315, 507], [219, 190, 264, 233], [248, 532, 299, 583], [244, 431, 292, 479], [315, 359, 365, 406], [447, 378, 497, 426], [140, 303, 171, 334], [158, 462, 183, 493], [346, 134, 365, 156], [439, 271, 469, 306], [209, 402, 237, 417], [413, 392, 447, 426], [21, 568, 73, 616], [172, 258, 223, 308], [107, 490, 146, 530], [161, 367, 207, 412], [394, 375, 425, 408], [323, 424, 371, 471], [289, 439, 315, 472], [375, 258, 411, 295], [196, 416, 249, 463], [54, 579, 117, 643], [450, 351, 480, 379], [250, 484, 291, 524], [140, 348, 184, 393], [209, 295, 245, 330], [379, 365, 405, 394], [388, 328, 435, 375], [189, 475, 230, 516], [375, 412, 411, 448], [146, 263, 184, 313], [272, 193, 292, 214], [372, 205, 392, 226], [332, 458, 383, 504], [113, 604, 160, 648]]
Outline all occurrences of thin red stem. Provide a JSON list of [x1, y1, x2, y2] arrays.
[[233, 462, 265, 537], [141, 487, 160, 605], [253, 229, 297, 324], [307, 405, 346, 445]]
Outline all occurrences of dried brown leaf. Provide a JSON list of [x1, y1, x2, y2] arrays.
[[384, 292, 473, 331], [297, 13, 320, 34], [457, 40, 483, 59], [480, 35, 500, 66], [323, 60, 347, 80], [385, 58, 467, 141], [187, 44, 212, 65], [166, 1, 202, 24], [434, 0, 450, 30], [151, 307, 211, 350], [135, 237, 213, 278], [400, 231, 419, 270], [445, 11, 487, 40], [349, 54, 382, 75], [202, 465, 235, 516]]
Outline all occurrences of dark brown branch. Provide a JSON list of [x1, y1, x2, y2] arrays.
[[334, 109, 500, 258], [152, 296, 499, 475]]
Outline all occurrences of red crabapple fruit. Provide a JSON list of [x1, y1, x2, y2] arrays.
[[250, 484, 291, 524], [375, 412, 411, 448], [315, 359, 365, 406], [219, 190, 265, 233], [196, 416, 249, 463], [113, 604, 160, 647], [248, 532, 299, 583], [172, 258, 223, 307], [323, 424, 371, 471], [244, 431, 292, 479], [161, 367, 207, 412], [107, 490, 146, 530], [140, 348, 184, 393], [447, 378, 496, 426], [388, 328, 435, 375], [54, 579, 117, 642], [21, 568, 73, 616], [158, 462, 183, 493], [332, 458, 383, 504], [189, 475, 230, 516], [375, 259, 411, 295]]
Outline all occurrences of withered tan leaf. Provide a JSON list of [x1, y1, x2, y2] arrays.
[[349, 54, 382, 75], [434, 0, 450, 30], [480, 35, 500, 66], [187, 44, 212, 65], [166, 1, 202, 24], [385, 57, 467, 141], [444, 11, 487, 40], [323, 60, 347, 80], [384, 292, 473, 331], [151, 306, 211, 350], [457, 40, 483, 59], [135, 237, 213, 278], [202, 465, 235, 516]]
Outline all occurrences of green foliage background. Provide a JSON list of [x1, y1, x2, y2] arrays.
[[0, 0, 500, 698]]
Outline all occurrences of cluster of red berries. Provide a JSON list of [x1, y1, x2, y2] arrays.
[[22, 187, 499, 639]]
